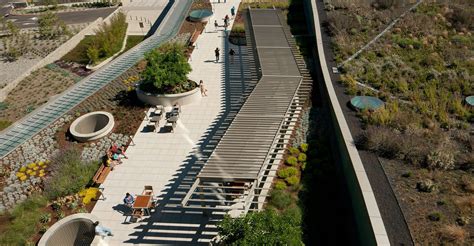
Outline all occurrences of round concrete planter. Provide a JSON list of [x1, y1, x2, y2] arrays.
[[189, 9, 213, 22], [38, 213, 99, 246], [69, 111, 115, 142], [136, 87, 201, 107]]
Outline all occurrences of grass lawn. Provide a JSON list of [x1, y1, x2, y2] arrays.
[[124, 35, 145, 53]]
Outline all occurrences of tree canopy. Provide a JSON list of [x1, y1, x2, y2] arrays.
[[86, 11, 127, 64], [217, 208, 303, 245], [140, 43, 192, 93]]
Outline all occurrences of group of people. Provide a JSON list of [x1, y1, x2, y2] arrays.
[[106, 144, 127, 170], [214, 6, 236, 31], [214, 47, 236, 63]]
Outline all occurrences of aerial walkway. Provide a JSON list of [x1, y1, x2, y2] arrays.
[[182, 9, 312, 214]]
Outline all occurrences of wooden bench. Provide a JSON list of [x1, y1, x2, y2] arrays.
[[92, 164, 112, 185], [189, 30, 201, 46]]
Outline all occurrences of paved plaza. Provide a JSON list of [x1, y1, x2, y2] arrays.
[[91, 0, 260, 244], [122, 0, 170, 35]]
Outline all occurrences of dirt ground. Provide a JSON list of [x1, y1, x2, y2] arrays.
[[383, 158, 474, 244]]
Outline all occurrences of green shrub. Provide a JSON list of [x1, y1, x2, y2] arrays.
[[426, 150, 455, 171], [85, 11, 127, 64], [217, 209, 302, 245], [277, 167, 298, 179], [286, 156, 298, 166], [140, 43, 192, 94], [286, 176, 300, 186], [0, 120, 12, 131], [268, 190, 292, 210], [300, 143, 308, 152], [274, 180, 287, 190], [0, 195, 48, 245], [297, 153, 307, 162], [428, 212, 442, 222], [289, 147, 300, 156], [56, 211, 65, 220], [301, 161, 307, 171], [231, 23, 245, 34], [401, 172, 412, 178], [39, 225, 49, 234], [39, 213, 51, 224], [44, 148, 99, 200], [0, 102, 9, 110]]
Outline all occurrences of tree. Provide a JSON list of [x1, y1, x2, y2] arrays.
[[6, 21, 19, 36], [38, 11, 66, 38], [140, 43, 192, 93], [217, 208, 303, 245], [86, 45, 100, 64], [85, 11, 127, 64]]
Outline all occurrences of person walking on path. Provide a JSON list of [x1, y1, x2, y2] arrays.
[[215, 47, 220, 62], [229, 48, 236, 64], [231, 6, 236, 18], [224, 15, 229, 30], [199, 80, 208, 97], [214, 20, 218, 31]]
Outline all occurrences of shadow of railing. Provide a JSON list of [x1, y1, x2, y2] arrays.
[[124, 31, 259, 244]]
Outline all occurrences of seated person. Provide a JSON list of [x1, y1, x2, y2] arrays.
[[123, 192, 134, 207], [110, 144, 118, 154], [112, 153, 123, 163], [93, 221, 113, 239], [117, 145, 128, 159]]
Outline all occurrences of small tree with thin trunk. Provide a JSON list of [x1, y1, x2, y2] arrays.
[[140, 43, 192, 94]]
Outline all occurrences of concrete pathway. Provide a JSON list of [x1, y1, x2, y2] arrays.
[[123, 0, 169, 35], [91, 1, 259, 244]]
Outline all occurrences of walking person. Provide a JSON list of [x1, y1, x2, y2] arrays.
[[214, 47, 220, 62], [231, 6, 236, 18], [229, 48, 235, 64], [199, 80, 208, 97], [224, 15, 229, 31], [214, 20, 218, 31]]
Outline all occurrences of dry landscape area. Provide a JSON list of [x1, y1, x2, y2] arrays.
[[325, 0, 473, 244]]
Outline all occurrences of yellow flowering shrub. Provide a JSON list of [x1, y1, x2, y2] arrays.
[[17, 160, 49, 181], [79, 188, 99, 205]]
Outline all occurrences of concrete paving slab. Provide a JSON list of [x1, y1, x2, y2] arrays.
[[91, 1, 257, 244]]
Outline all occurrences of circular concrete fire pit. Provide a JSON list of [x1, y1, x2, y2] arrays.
[[69, 111, 114, 142], [38, 213, 98, 246]]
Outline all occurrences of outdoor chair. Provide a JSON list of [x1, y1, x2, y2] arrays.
[[143, 185, 154, 196], [154, 105, 164, 116], [144, 110, 150, 121]]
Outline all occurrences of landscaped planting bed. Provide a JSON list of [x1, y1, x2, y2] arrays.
[[325, 0, 473, 244], [0, 66, 83, 125], [0, 1, 217, 243]]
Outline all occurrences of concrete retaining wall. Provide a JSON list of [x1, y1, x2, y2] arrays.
[[305, 0, 390, 245], [136, 87, 201, 107]]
